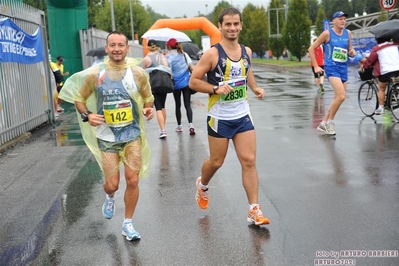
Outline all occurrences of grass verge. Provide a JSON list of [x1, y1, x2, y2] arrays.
[[252, 58, 310, 67]]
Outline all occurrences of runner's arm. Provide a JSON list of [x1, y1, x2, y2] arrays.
[[189, 47, 218, 94], [309, 31, 328, 72], [246, 47, 265, 99], [347, 30, 356, 57]]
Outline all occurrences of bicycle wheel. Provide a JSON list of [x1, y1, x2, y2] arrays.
[[388, 84, 399, 121], [358, 81, 378, 116]]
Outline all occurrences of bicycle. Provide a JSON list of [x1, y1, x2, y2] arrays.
[[358, 68, 399, 120]]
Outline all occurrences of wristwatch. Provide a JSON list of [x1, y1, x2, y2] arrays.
[[81, 111, 92, 122], [213, 85, 219, 92]]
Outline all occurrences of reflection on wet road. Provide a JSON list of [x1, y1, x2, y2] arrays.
[[34, 64, 399, 265]]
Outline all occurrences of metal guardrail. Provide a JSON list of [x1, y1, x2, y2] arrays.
[[0, 0, 54, 146]]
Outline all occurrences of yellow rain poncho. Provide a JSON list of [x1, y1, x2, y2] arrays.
[[59, 57, 154, 178]]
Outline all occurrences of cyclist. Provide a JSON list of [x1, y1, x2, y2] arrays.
[[362, 37, 399, 114]]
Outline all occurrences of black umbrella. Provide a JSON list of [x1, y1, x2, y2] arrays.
[[86, 47, 107, 57], [369, 19, 399, 42], [182, 43, 200, 59]]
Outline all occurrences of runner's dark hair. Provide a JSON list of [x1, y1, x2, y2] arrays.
[[218, 7, 242, 24], [106, 31, 129, 44]]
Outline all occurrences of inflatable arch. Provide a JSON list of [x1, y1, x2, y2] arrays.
[[143, 17, 222, 55]]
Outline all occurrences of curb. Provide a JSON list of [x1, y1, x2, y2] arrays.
[[0, 132, 32, 154]]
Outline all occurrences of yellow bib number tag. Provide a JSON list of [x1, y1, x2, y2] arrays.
[[220, 79, 247, 103], [103, 100, 133, 127]]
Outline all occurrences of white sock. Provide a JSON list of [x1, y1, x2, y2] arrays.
[[106, 194, 115, 201], [123, 218, 132, 225], [379, 105, 384, 109], [199, 182, 208, 190], [249, 203, 259, 210]]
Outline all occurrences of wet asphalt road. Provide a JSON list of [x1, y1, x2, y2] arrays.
[[6, 63, 399, 265]]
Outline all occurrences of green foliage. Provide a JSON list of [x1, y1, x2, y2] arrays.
[[351, 0, 382, 16], [307, 0, 319, 24], [282, 0, 311, 62], [269, 37, 284, 59], [268, 0, 285, 36], [183, 30, 205, 48], [211, 1, 232, 26], [23, 0, 46, 10], [145, 5, 170, 23], [315, 6, 326, 35], [88, 0, 105, 27], [240, 3, 257, 45], [247, 6, 268, 59], [267, 0, 285, 59], [378, 9, 388, 23], [252, 58, 310, 67], [320, 0, 351, 19], [94, 0, 151, 42]]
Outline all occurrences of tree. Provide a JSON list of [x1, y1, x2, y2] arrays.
[[94, 0, 152, 42], [88, 0, 105, 27], [211, 1, 232, 26], [282, 0, 312, 62], [352, 0, 382, 16], [247, 6, 268, 59], [378, 9, 388, 23], [240, 3, 257, 46], [307, 0, 319, 25], [321, 0, 352, 19], [268, 0, 285, 59], [23, 0, 46, 10], [314, 6, 327, 36], [145, 6, 170, 25]]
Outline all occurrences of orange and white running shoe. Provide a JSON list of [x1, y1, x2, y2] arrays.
[[247, 205, 270, 225], [195, 177, 208, 210]]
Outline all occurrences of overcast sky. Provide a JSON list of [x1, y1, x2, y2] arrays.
[[140, 0, 272, 18]]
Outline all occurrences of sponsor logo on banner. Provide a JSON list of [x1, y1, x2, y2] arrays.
[[0, 18, 44, 64]]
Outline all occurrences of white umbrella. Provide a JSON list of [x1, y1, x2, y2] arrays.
[[141, 27, 191, 42]]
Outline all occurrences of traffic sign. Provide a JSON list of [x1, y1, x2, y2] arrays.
[[380, 0, 397, 10]]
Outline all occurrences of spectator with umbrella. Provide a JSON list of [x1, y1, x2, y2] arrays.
[[182, 43, 201, 60], [86, 47, 107, 66], [361, 21, 399, 114]]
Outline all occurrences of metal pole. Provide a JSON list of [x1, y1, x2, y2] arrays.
[[130, 0, 134, 40], [110, 0, 116, 31], [285, 0, 288, 20]]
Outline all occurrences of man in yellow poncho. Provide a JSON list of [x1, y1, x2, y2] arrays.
[[59, 31, 154, 241]]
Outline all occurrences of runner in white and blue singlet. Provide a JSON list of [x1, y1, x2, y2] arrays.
[[189, 7, 270, 226], [206, 43, 253, 139]]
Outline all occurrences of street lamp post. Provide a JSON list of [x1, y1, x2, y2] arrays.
[[205, 4, 208, 14], [110, 0, 116, 31]]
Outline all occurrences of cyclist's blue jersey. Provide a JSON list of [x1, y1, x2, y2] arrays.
[[324, 28, 350, 66]]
